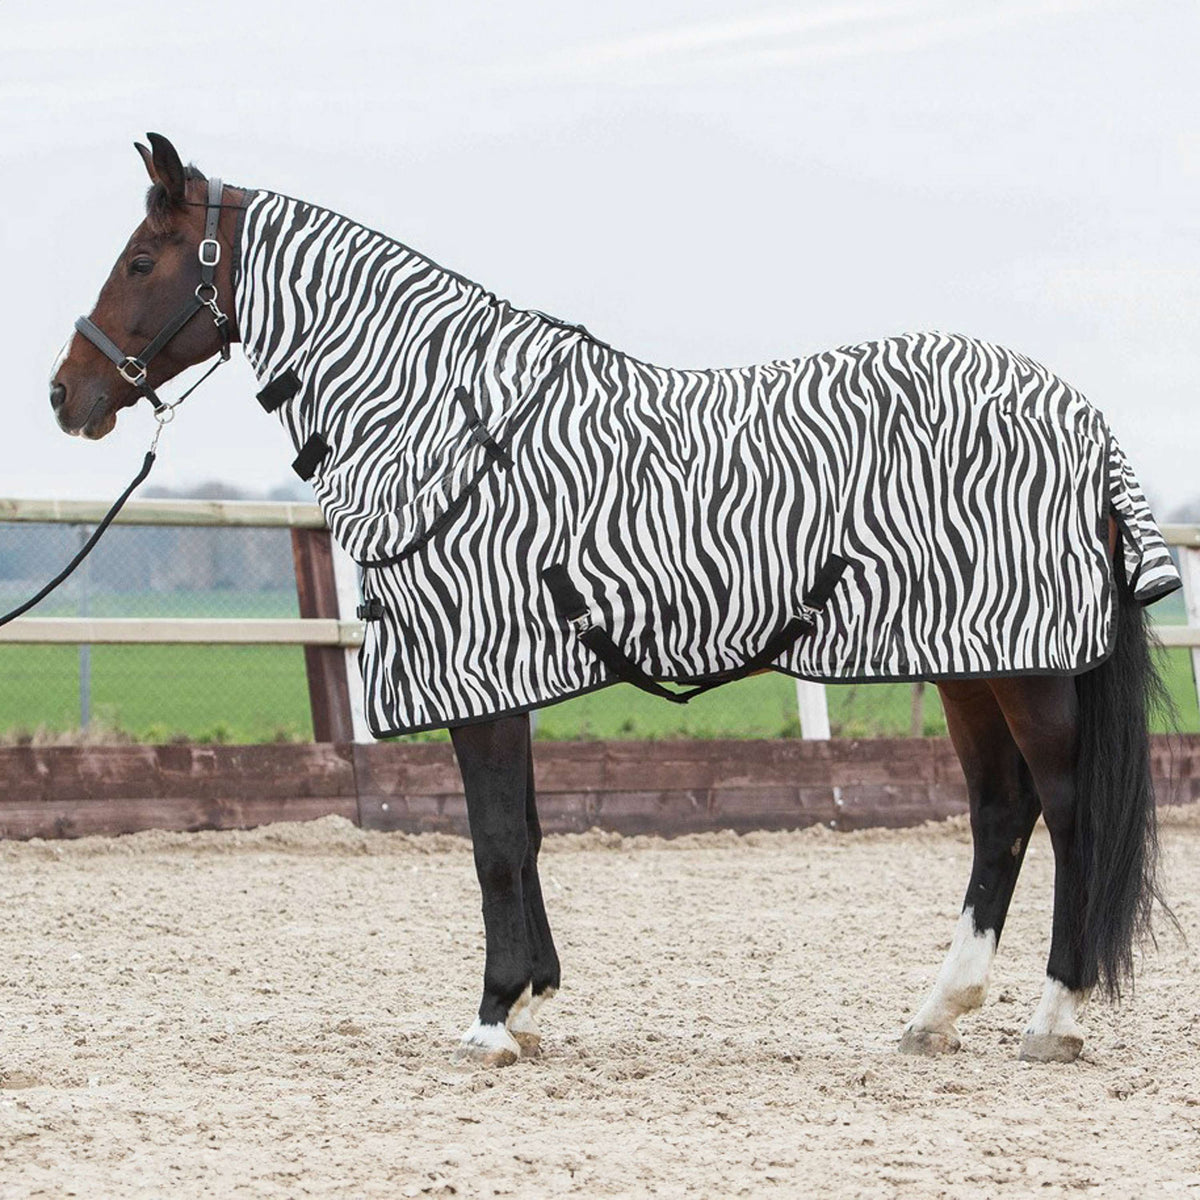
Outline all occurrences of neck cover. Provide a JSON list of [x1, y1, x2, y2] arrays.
[[236, 190, 1181, 737]]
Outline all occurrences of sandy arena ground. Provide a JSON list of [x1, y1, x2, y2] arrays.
[[1, 808, 1198, 1198]]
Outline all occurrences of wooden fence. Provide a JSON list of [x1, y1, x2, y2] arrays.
[[1, 735, 1196, 842], [0, 500, 1197, 840]]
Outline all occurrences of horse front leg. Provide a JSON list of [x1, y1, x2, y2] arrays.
[[505, 719, 561, 1058], [450, 714, 536, 1066]]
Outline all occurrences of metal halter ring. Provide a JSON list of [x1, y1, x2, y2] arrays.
[[118, 357, 147, 386], [154, 403, 177, 426], [198, 238, 221, 267]]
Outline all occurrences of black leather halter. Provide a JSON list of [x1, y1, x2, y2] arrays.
[[73, 176, 231, 412]]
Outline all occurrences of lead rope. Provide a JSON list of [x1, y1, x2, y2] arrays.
[[0, 355, 222, 629]]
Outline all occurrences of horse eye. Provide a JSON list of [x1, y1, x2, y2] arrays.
[[130, 257, 155, 276]]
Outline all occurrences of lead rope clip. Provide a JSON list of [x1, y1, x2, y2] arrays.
[[149, 403, 176, 455]]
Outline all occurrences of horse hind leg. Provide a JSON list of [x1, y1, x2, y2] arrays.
[[988, 675, 1092, 1063], [900, 680, 1041, 1056]]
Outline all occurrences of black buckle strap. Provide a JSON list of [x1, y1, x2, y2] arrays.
[[257, 368, 301, 412], [543, 555, 850, 705], [292, 433, 331, 480], [356, 597, 385, 621], [454, 387, 513, 469]]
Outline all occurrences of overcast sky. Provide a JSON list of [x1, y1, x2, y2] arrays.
[[3, 0, 1197, 513]]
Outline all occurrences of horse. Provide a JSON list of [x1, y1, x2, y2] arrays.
[[49, 133, 1178, 1067]]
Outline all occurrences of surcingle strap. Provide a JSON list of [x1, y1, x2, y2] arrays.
[[292, 433, 331, 481], [543, 555, 850, 704], [454, 387, 513, 469], [257, 368, 301, 413]]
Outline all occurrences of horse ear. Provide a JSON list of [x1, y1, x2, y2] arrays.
[[134, 141, 155, 183], [145, 132, 186, 204]]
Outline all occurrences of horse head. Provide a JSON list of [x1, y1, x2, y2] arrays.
[[50, 133, 241, 439]]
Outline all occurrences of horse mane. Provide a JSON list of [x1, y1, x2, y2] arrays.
[[145, 163, 207, 233]]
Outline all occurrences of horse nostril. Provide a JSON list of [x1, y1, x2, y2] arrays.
[[50, 382, 67, 412]]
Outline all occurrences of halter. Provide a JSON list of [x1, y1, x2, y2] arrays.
[[73, 176, 232, 413], [0, 178, 240, 628]]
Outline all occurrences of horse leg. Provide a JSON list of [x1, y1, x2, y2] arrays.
[[449, 714, 534, 1066], [989, 676, 1091, 1063], [900, 680, 1041, 1056], [505, 722, 561, 1057]]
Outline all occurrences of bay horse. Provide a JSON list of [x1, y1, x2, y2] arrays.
[[49, 134, 1174, 1067]]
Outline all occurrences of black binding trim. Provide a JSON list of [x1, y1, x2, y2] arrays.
[[292, 433, 331, 481], [257, 368, 301, 413], [454, 387, 513, 469], [542, 554, 850, 705]]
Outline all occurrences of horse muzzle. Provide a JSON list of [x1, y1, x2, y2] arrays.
[[51, 381, 117, 439]]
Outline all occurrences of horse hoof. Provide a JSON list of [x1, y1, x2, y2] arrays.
[[1019, 1031, 1083, 1064], [450, 1041, 519, 1068], [512, 1031, 542, 1059], [899, 1026, 961, 1056], [451, 1022, 521, 1068]]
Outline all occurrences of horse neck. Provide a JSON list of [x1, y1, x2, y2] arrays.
[[234, 190, 578, 435], [234, 190, 490, 381]]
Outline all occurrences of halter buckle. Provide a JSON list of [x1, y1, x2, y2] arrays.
[[119, 357, 147, 386], [198, 238, 221, 267], [569, 611, 593, 634]]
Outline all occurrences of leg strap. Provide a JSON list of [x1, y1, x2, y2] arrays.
[[542, 555, 849, 704]]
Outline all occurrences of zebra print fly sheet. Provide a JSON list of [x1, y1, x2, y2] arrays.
[[234, 190, 1182, 737]]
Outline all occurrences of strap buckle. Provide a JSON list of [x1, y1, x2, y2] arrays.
[[569, 611, 593, 634], [198, 238, 221, 268], [796, 603, 819, 628], [118, 357, 147, 386], [356, 597, 385, 621]]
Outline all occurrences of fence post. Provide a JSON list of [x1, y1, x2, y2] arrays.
[[291, 528, 355, 743], [796, 679, 831, 740], [1180, 543, 1200, 719], [330, 542, 373, 743], [909, 681, 925, 737]]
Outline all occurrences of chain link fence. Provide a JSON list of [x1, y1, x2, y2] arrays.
[[0, 513, 312, 744]]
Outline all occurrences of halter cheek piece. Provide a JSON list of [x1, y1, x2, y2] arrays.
[[73, 177, 231, 412]]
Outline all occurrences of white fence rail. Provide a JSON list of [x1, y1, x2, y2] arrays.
[[0, 500, 1197, 741], [0, 618, 364, 646]]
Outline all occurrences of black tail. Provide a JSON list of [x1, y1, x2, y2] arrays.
[[1074, 574, 1174, 999]]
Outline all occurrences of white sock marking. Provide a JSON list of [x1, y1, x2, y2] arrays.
[[908, 907, 996, 1034], [506, 983, 533, 1020], [508, 1005, 540, 1036], [1026, 977, 1090, 1040], [527, 985, 556, 1019], [459, 1018, 521, 1058]]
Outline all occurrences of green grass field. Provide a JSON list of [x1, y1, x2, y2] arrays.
[[0, 589, 1195, 743], [0, 645, 1194, 745]]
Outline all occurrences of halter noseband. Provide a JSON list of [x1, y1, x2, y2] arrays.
[[73, 176, 231, 412]]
